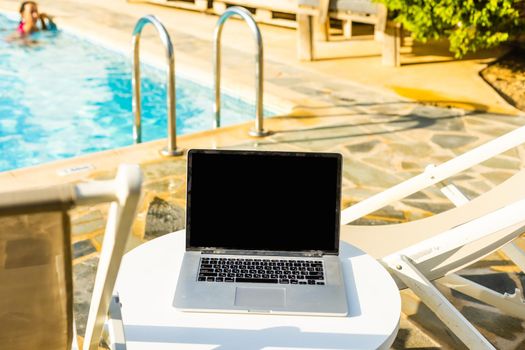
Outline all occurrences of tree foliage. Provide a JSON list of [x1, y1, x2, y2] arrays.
[[378, 0, 525, 57]]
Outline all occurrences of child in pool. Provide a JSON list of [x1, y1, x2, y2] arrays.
[[17, 1, 56, 36], [4, 1, 56, 44]]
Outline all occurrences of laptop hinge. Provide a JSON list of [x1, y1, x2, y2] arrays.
[[201, 249, 225, 254], [200, 249, 325, 257], [304, 250, 324, 257]]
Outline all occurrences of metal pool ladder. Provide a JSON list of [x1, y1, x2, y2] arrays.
[[132, 15, 183, 156], [213, 7, 270, 137]]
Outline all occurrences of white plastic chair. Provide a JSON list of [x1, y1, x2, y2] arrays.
[[340, 125, 525, 349], [0, 164, 142, 350]]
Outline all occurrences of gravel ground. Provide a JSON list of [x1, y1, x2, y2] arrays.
[[481, 48, 525, 112]]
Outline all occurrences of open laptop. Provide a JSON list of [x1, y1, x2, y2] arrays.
[[173, 149, 348, 316]]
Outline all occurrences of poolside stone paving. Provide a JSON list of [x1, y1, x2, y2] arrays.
[[2, 0, 525, 348]]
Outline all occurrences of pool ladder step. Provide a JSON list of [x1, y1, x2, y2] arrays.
[[132, 15, 182, 156], [214, 6, 270, 137]]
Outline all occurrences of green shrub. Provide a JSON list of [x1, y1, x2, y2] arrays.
[[378, 0, 525, 57]]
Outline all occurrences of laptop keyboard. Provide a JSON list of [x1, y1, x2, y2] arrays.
[[197, 257, 325, 285]]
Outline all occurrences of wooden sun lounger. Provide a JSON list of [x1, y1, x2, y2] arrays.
[[135, 0, 210, 12], [297, 0, 401, 66], [212, 0, 299, 28]]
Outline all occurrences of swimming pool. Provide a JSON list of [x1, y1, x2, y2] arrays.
[[0, 13, 271, 172]]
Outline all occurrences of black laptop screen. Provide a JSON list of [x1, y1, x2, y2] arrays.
[[186, 150, 341, 253]]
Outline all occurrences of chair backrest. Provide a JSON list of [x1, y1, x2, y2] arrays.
[[0, 210, 74, 350], [0, 164, 142, 350], [340, 124, 525, 288], [342, 167, 525, 289], [341, 167, 525, 259]]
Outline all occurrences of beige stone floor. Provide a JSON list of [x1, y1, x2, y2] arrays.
[[2, 0, 525, 348]]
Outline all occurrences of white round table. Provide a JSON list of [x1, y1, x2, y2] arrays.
[[115, 230, 401, 349]]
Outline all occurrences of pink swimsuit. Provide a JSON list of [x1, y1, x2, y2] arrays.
[[17, 21, 26, 35]]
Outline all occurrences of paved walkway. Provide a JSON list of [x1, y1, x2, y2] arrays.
[[1, 0, 525, 348]]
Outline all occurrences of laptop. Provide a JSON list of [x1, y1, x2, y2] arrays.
[[173, 149, 348, 316]]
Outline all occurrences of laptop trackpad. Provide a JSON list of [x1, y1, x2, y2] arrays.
[[234, 287, 285, 308]]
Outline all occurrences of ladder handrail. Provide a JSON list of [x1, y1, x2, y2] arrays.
[[132, 15, 183, 156], [213, 7, 270, 137]]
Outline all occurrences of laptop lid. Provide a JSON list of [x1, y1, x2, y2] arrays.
[[186, 149, 342, 255]]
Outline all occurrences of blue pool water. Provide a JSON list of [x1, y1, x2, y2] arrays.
[[0, 14, 271, 172]]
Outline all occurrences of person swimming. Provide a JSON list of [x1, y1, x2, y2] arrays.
[[17, 1, 56, 36], [4, 1, 57, 44]]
